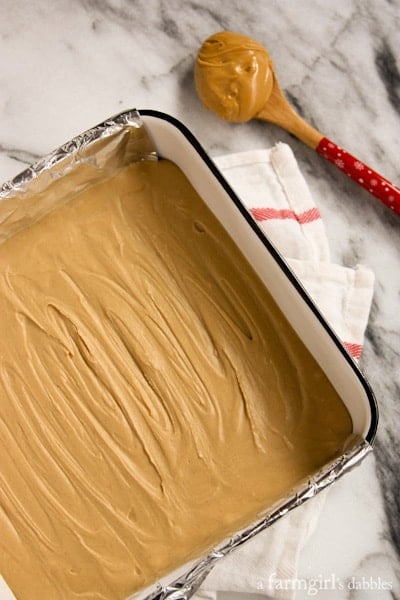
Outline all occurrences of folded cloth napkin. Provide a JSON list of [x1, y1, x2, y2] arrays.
[[193, 143, 374, 600]]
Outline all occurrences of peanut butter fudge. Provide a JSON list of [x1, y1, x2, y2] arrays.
[[0, 160, 352, 599]]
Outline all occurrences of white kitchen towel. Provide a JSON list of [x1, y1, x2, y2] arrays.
[[193, 143, 374, 600]]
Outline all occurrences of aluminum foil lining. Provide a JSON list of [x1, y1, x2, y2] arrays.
[[137, 439, 372, 600], [0, 109, 374, 600], [0, 109, 157, 243]]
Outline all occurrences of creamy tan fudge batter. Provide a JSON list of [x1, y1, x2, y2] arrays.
[[0, 159, 352, 600]]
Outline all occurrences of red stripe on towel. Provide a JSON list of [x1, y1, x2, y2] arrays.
[[250, 207, 321, 224], [343, 341, 363, 360]]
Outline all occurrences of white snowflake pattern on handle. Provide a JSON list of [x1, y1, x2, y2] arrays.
[[316, 137, 400, 216]]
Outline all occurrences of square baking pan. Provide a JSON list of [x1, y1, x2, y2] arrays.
[[0, 109, 378, 600]]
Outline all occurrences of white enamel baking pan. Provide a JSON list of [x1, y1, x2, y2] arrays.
[[0, 109, 378, 600]]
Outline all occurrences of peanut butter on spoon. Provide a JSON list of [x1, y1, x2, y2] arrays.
[[194, 31, 321, 145], [194, 31, 274, 125], [195, 31, 400, 215]]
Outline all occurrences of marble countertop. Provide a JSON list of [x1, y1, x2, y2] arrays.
[[0, 1, 399, 599]]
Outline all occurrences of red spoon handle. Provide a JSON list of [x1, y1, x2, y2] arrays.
[[316, 137, 400, 216]]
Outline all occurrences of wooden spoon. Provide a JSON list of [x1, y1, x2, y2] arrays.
[[195, 31, 400, 216]]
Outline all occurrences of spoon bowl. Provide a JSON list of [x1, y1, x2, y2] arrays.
[[195, 31, 274, 123]]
